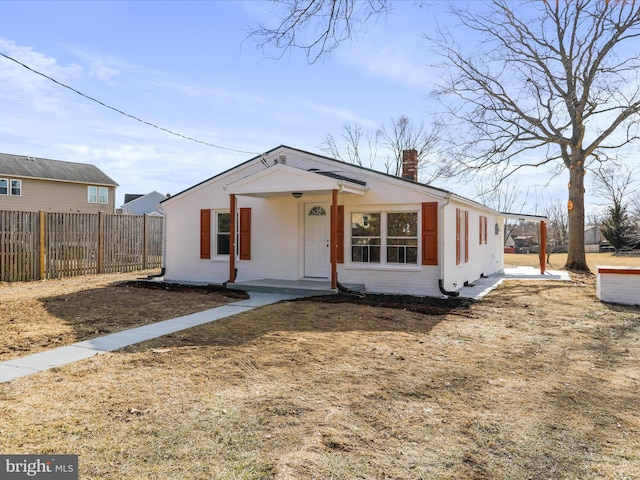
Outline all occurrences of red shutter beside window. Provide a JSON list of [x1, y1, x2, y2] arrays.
[[421, 202, 438, 265], [484, 216, 488, 244], [455, 208, 461, 265], [336, 205, 344, 263], [239, 208, 251, 260], [464, 210, 469, 263], [200, 209, 211, 259]]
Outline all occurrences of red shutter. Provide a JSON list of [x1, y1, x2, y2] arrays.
[[484, 216, 488, 244], [239, 208, 251, 260], [455, 208, 461, 265], [421, 202, 438, 265], [464, 210, 469, 263], [200, 209, 211, 259], [336, 205, 344, 263]]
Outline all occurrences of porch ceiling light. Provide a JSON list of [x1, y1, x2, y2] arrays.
[[292, 192, 303, 198]]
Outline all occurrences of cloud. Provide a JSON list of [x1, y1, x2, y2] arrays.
[[339, 37, 435, 89], [0, 38, 83, 90]]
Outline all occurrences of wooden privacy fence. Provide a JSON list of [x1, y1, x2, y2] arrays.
[[0, 210, 163, 282]]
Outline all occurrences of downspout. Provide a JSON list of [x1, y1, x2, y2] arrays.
[[438, 194, 459, 297]]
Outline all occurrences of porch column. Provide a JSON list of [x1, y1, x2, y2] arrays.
[[229, 194, 236, 283], [331, 189, 338, 290], [539, 220, 547, 275]]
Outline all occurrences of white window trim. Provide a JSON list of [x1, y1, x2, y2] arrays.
[[88, 186, 98, 203], [98, 186, 108, 204], [349, 209, 420, 268], [0, 178, 8, 196], [10, 179, 21, 196]]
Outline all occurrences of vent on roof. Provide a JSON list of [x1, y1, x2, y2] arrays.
[[273, 155, 287, 165], [25, 156, 36, 161]]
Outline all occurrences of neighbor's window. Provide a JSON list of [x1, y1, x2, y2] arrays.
[[98, 187, 108, 204], [10, 180, 21, 196], [88, 186, 97, 203], [0, 179, 7, 195], [351, 212, 381, 263], [387, 212, 418, 264], [216, 212, 230, 255]]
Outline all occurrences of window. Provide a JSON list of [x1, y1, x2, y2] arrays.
[[88, 186, 108, 203], [387, 212, 418, 264], [98, 187, 108, 204], [216, 212, 230, 255], [309, 205, 327, 216], [10, 180, 21, 196], [351, 212, 381, 263], [1, 179, 21, 196], [88, 186, 97, 203]]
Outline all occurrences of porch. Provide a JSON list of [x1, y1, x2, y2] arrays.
[[227, 278, 365, 296]]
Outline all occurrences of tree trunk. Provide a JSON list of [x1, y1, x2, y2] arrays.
[[565, 162, 590, 271]]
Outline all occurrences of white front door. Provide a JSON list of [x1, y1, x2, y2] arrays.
[[304, 203, 330, 278]]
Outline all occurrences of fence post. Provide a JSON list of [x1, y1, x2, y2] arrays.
[[143, 214, 149, 270], [39, 210, 46, 280], [98, 211, 104, 274]]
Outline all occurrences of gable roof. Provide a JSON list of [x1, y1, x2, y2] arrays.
[[162, 144, 452, 205], [0, 152, 118, 186]]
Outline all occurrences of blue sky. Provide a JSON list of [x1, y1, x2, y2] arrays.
[[0, 1, 614, 213], [1, 1, 447, 207]]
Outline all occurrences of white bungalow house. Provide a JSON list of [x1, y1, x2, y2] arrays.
[[160, 145, 546, 297]]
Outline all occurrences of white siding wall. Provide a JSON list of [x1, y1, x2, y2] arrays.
[[596, 268, 640, 306], [162, 147, 504, 296], [440, 201, 502, 292]]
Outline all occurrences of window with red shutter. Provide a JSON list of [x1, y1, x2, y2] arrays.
[[200, 209, 211, 259]]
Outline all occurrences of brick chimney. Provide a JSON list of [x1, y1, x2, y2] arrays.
[[402, 149, 418, 181]]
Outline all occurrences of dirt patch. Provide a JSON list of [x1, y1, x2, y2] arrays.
[[0, 272, 247, 362], [1, 271, 639, 479]]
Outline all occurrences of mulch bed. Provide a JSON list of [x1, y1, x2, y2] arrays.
[[123, 280, 474, 316]]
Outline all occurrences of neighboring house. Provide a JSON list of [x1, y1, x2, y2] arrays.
[[584, 224, 606, 253], [0, 153, 118, 213], [160, 145, 546, 296], [118, 191, 167, 216]]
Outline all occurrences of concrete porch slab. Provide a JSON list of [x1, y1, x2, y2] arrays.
[[227, 278, 364, 296]]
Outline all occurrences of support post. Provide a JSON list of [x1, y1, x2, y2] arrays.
[[143, 213, 149, 270], [539, 220, 547, 275], [331, 189, 338, 290], [39, 210, 45, 280], [229, 194, 236, 283], [98, 211, 104, 274]]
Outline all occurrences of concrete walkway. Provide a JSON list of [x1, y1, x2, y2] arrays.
[[0, 292, 301, 384], [457, 266, 571, 299]]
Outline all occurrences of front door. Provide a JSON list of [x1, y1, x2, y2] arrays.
[[304, 203, 330, 278]]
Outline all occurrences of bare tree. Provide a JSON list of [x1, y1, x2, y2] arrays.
[[378, 115, 446, 183], [321, 115, 448, 183], [542, 201, 569, 255], [431, 1, 640, 271], [252, 0, 640, 271], [320, 121, 379, 168], [251, 0, 390, 63]]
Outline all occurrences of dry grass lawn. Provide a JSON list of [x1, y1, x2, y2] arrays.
[[1, 255, 640, 479]]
